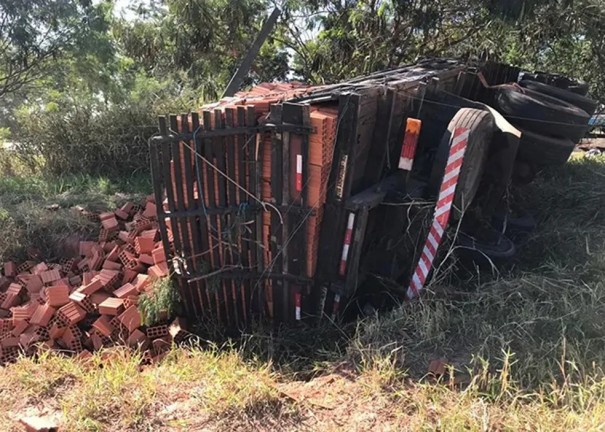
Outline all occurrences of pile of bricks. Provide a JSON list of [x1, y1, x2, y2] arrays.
[[0, 196, 188, 365]]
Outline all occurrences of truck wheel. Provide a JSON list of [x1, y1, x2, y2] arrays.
[[521, 72, 590, 96], [492, 84, 590, 143], [517, 129, 575, 166], [519, 80, 598, 116], [428, 108, 494, 218]]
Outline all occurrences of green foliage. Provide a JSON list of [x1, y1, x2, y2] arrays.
[[138, 278, 182, 326]]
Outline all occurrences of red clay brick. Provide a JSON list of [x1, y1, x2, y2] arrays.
[[122, 268, 138, 284], [115, 208, 129, 220], [31, 262, 48, 275], [133, 274, 151, 292], [142, 201, 157, 219], [1, 336, 19, 348], [114, 283, 137, 299], [148, 261, 169, 279], [102, 259, 122, 271], [146, 324, 169, 339], [90, 291, 110, 307], [11, 302, 38, 322], [11, 319, 29, 336], [90, 330, 104, 351], [135, 240, 155, 259], [3, 261, 16, 278], [118, 230, 130, 243], [29, 303, 55, 327], [80, 277, 104, 295], [92, 315, 114, 337], [152, 247, 166, 265], [106, 245, 120, 262], [40, 269, 61, 285], [45, 284, 70, 307], [49, 321, 67, 340], [69, 275, 82, 286], [98, 297, 124, 316], [61, 325, 83, 352], [68, 291, 94, 313], [1, 292, 19, 309], [138, 254, 154, 266], [25, 276, 43, 293], [101, 215, 119, 231], [118, 305, 141, 333], [57, 302, 86, 325], [121, 202, 134, 215]]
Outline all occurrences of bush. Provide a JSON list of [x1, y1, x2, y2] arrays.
[[10, 78, 199, 178]]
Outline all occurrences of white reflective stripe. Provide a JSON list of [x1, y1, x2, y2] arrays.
[[427, 232, 440, 251], [412, 272, 422, 288], [334, 294, 341, 303], [399, 157, 413, 171], [347, 213, 355, 230], [451, 130, 470, 147], [406, 287, 416, 299], [296, 154, 303, 173], [438, 183, 457, 202], [341, 244, 350, 261], [442, 166, 461, 184], [448, 147, 466, 165], [433, 221, 445, 238], [295, 306, 301, 320], [423, 246, 434, 264], [418, 255, 429, 276], [434, 201, 453, 218]]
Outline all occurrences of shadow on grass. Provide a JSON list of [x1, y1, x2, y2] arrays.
[[190, 156, 605, 396]]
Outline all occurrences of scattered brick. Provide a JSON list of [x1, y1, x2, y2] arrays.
[[29, 304, 56, 327], [102, 259, 122, 271], [3, 261, 16, 278], [57, 302, 86, 325], [114, 283, 137, 299], [146, 324, 169, 339], [118, 305, 141, 333], [68, 291, 95, 314], [152, 247, 167, 265], [79, 241, 96, 257], [138, 254, 154, 266], [25, 276, 43, 293], [11, 319, 29, 337], [135, 236, 155, 255], [92, 315, 114, 337], [31, 262, 49, 275], [148, 261, 169, 279], [90, 291, 110, 307], [40, 269, 61, 285], [45, 285, 70, 307], [80, 277, 104, 295], [98, 297, 124, 316]]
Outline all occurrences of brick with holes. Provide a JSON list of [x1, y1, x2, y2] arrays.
[[68, 291, 95, 313], [57, 302, 86, 325], [114, 283, 137, 299], [146, 324, 169, 339]]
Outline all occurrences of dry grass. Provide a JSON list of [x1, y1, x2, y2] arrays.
[[2, 154, 605, 430]]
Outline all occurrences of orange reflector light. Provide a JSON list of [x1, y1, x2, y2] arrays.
[[398, 118, 422, 171]]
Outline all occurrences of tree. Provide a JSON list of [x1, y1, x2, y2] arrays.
[[0, 0, 109, 98]]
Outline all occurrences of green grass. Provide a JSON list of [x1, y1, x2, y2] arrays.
[[0, 173, 151, 263], [2, 155, 605, 430]]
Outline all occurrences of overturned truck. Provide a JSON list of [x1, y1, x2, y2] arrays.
[[151, 59, 596, 326]]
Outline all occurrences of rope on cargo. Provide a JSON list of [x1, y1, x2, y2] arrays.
[[180, 128, 285, 226]]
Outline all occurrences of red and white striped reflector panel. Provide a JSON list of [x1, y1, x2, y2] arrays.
[[331, 294, 341, 320], [406, 127, 470, 299], [338, 213, 356, 276], [294, 292, 301, 320], [398, 118, 422, 171], [295, 154, 303, 192]]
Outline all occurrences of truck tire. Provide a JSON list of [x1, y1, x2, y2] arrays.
[[517, 129, 575, 166], [521, 72, 590, 96], [428, 108, 494, 217], [492, 84, 590, 142], [518, 80, 598, 116]]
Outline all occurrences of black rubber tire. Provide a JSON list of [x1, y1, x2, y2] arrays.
[[522, 72, 590, 96], [492, 84, 590, 143], [517, 128, 575, 166], [519, 80, 598, 116], [456, 230, 517, 268], [428, 108, 494, 217]]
